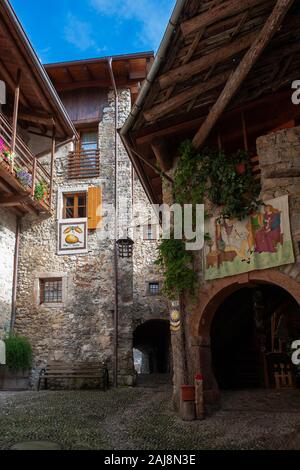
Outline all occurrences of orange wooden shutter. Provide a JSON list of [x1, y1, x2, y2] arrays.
[[88, 186, 102, 230]]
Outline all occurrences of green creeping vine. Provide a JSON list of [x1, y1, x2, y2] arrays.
[[156, 140, 261, 299]]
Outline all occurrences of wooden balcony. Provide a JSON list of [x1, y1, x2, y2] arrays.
[[68, 149, 100, 179], [0, 112, 51, 214]]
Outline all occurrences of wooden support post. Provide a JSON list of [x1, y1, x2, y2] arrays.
[[11, 69, 21, 165], [192, 0, 295, 150], [241, 112, 248, 151], [49, 126, 56, 210]]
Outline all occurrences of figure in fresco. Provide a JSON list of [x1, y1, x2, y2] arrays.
[[254, 205, 282, 253]]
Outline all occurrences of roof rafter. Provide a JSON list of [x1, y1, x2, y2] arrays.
[[181, 0, 272, 37], [158, 29, 258, 89], [144, 71, 232, 122], [192, 0, 295, 149]]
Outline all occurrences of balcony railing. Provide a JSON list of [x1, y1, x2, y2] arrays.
[[68, 149, 100, 179], [0, 112, 51, 211]]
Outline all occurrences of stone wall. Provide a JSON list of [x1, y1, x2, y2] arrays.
[[132, 178, 169, 331], [257, 125, 300, 268], [15, 89, 133, 386], [162, 125, 300, 408], [183, 125, 300, 406], [0, 208, 16, 338], [14, 88, 168, 387]]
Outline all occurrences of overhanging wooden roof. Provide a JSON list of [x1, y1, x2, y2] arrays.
[[45, 52, 154, 104], [0, 0, 76, 139], [121, 0, 300, 204]]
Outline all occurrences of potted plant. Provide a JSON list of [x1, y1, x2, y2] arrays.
[[0, 139, 15, 170], [233, 149, 248, 175], [16, 168, 32, 188], [181, 384, 195, 402], [0, 335, 32, 390], [34, 180, 49, 203]]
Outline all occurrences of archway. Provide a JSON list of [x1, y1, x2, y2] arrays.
[[133, 320, 171, 384], [211, 284, 300, 390], [188, 270, 300, 403]]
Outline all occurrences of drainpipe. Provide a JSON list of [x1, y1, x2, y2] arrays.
[[108, 57, 119, 388], [120, 0, 185, 137], [10, 216, 22, 332]]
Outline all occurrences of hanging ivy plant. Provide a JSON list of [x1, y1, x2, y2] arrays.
[[174, 141, 261, 220], [155, 237, 197, 300], [156, 140, 261, 299]]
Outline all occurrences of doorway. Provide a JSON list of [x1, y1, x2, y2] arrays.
[[211, 284, 300, 390], [133, 320, 171, 384]]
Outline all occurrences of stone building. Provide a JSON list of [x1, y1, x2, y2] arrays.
[[0, 1, 75, 339], [13, 55, 169, 386], [122, 0, 300, 409]]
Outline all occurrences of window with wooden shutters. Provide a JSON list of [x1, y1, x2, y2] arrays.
[[63, 192, 87, 219], [88, 186, 102, 230]]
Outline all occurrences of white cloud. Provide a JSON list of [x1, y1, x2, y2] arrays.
[[90, 0, 174, 50], [64, 13, 97, 51]]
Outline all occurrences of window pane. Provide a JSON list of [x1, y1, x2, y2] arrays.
[[149, 282, 160, 295], [41, 279, 62, 304], [66, 197, 74, 206], [78, 195, 86, 206], [65, 207, 74, 218], [78, 206, 86, 218], [81, 131, 98, 151]]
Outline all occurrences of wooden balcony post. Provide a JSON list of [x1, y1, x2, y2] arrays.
[[31, 156, 37, 197], [49, 126, 56, 209], [11, 69, 21, 167]]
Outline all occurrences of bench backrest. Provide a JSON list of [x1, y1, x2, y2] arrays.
[[45, 362, 107, 374]]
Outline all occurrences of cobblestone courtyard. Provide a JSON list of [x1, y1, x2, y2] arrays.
[[1, 386, 300, 450]]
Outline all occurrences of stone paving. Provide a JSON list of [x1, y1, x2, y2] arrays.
[[0, 386, 300, 450]]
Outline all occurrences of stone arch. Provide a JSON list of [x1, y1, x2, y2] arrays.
[[189, 269, 300, 341], [187, 268, 300, 403]]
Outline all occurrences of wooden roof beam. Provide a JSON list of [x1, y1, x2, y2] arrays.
[[192, 0, 295, 150], [181, 0, 272, 37], [0, 60, 29, 108], [0, 194, 30, 207], [151, 139, 173, 172], [144, 70, 232, 122], [159, 30, 258, 89], [18, 111, 55, 126]]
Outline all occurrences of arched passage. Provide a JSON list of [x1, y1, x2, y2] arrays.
[[188, 270, 300, 402], [211, 284, 300, 390], [133, 320, 171, 378]]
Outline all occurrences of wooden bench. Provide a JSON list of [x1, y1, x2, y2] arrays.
[[38, 361, 109, 391]]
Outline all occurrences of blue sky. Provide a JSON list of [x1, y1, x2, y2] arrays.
[[10, 0, 175, 64]]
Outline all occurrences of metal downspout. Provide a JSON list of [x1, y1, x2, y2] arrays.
[[10, 215, 21, 332], [108, 57, 119, 388], [120, 0, 186, 137]]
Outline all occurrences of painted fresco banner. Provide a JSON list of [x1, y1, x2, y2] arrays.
[[204, 195, 294, 281]]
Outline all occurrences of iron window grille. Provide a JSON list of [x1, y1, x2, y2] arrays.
[[40, 278, 63, 304], [149, 282, 160, 295]]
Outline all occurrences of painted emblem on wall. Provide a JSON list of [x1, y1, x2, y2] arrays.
[[58, 219, 87, 255], [170, 301, 181, 333]]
